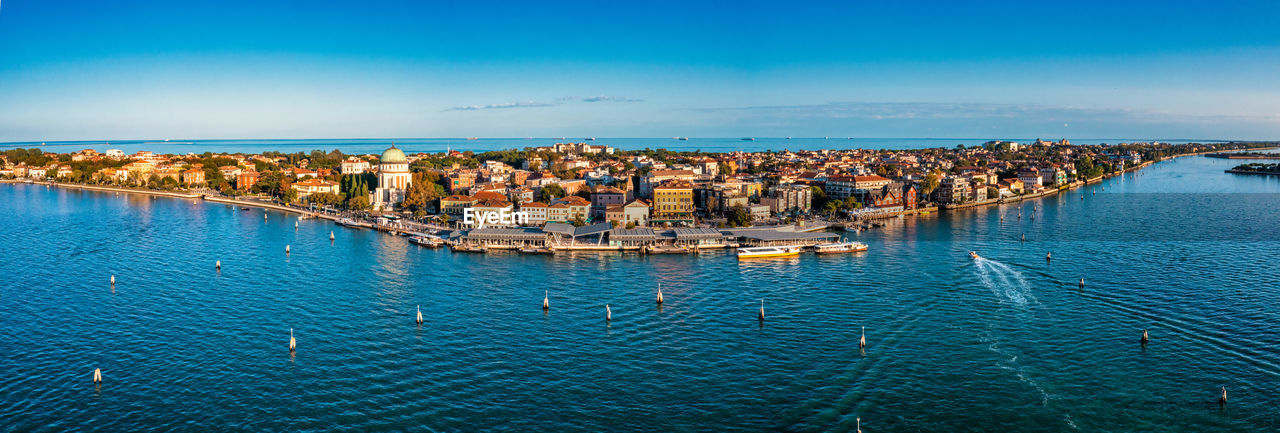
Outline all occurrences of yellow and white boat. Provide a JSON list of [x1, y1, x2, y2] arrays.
[[737, 245, 802, 259]]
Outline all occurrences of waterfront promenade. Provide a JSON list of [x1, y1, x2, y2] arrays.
[[3, 151, 1278, 432], [0, 151, 1220, 255]]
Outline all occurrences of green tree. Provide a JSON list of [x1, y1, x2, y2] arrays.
[[309, 192, 342, 208], [347, 195, 371, 211], [824, 199, 842, 215], [718, 162, 733, 176], [203, 166, 228, 190], [727, 204, 752, 227], [810, 186, 829, 209], [922, 171, 941, 196], [400, 178, 432, 215], [538, 184, 565, 202]]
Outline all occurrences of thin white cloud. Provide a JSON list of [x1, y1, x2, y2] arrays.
[[445, 95, 643, 112], [443, 101, 557, 111], [696, 101, 1280, 123], [580, 95, 644, 103]]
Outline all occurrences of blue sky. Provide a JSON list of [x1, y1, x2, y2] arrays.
[[2, 0, 1279, 141]]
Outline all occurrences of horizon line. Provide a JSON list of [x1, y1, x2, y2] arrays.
[[0, 136, 1251, 148]]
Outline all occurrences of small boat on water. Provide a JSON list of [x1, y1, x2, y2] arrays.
[[409, 235, 444, 248], [337, 218, 361, 227], [737, 245, 801, 259], [814, 242, 868, 254], [970, 251, 980, 259], [844, 226, 861, 233], [450, 243, 486, 253], [645, 245, 690, 254], [585, 137, 596, 141], [518, 246, 554, 255], [740, 137, 755, 141]]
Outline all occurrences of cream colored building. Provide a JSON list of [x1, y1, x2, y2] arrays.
[[372, 145, 412, 210]]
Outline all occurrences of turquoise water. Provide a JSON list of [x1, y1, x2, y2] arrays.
[[1, 154, 1278, 432], [0, 137, 1221, 155]]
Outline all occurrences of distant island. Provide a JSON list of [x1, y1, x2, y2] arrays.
[[1226, 162, 1280, 176], [1205, 151, 1280, 160]]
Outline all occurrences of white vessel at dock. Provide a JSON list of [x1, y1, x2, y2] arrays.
[[737, 245, 801, 259], [409, 235, 444, 248], [814, 241, 868, 254]]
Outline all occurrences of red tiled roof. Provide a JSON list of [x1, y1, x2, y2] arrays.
[[654, 180, 692, 189], [475, 198, 512, 207], [853, 175, 891, 183], [473, 191, 506, 201]]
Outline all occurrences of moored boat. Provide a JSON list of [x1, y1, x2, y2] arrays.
[[645, 245, 690, 254], [450, 243, 487, 253], [409, 235, 444, 248], [518, 246, 554, 255], [814, 242, 868, 254], [737, 245, 801, 259]]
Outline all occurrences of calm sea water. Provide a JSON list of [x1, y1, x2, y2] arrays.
[[0, 137, 1222, 155], [2, 154, 1278, 432]]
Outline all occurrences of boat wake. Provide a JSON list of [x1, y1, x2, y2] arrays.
[[973, 257, 1039, 308], [981, 334, 1055, 407], [980, 331, 1079, 431]]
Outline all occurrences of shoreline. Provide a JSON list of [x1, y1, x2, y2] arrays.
[[1225, 169, 1280, 176], [939, 159, 1155, 211], [1, 147, 1260, 253], [6, 180, 334, 220], [937, 146, 1278, 212]]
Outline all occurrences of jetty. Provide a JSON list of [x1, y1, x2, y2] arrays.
[[443, 223, 846, 254]]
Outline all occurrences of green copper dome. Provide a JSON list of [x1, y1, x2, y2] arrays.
[[380, 145, 408, 164]]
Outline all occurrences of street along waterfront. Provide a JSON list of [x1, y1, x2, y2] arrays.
[[1, 152, 1278, 431]]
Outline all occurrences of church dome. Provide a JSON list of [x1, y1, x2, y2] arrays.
[[380, 145, 408, 164]]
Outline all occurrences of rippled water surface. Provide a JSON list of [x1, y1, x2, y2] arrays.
[[2, 154, 1279, 432]]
